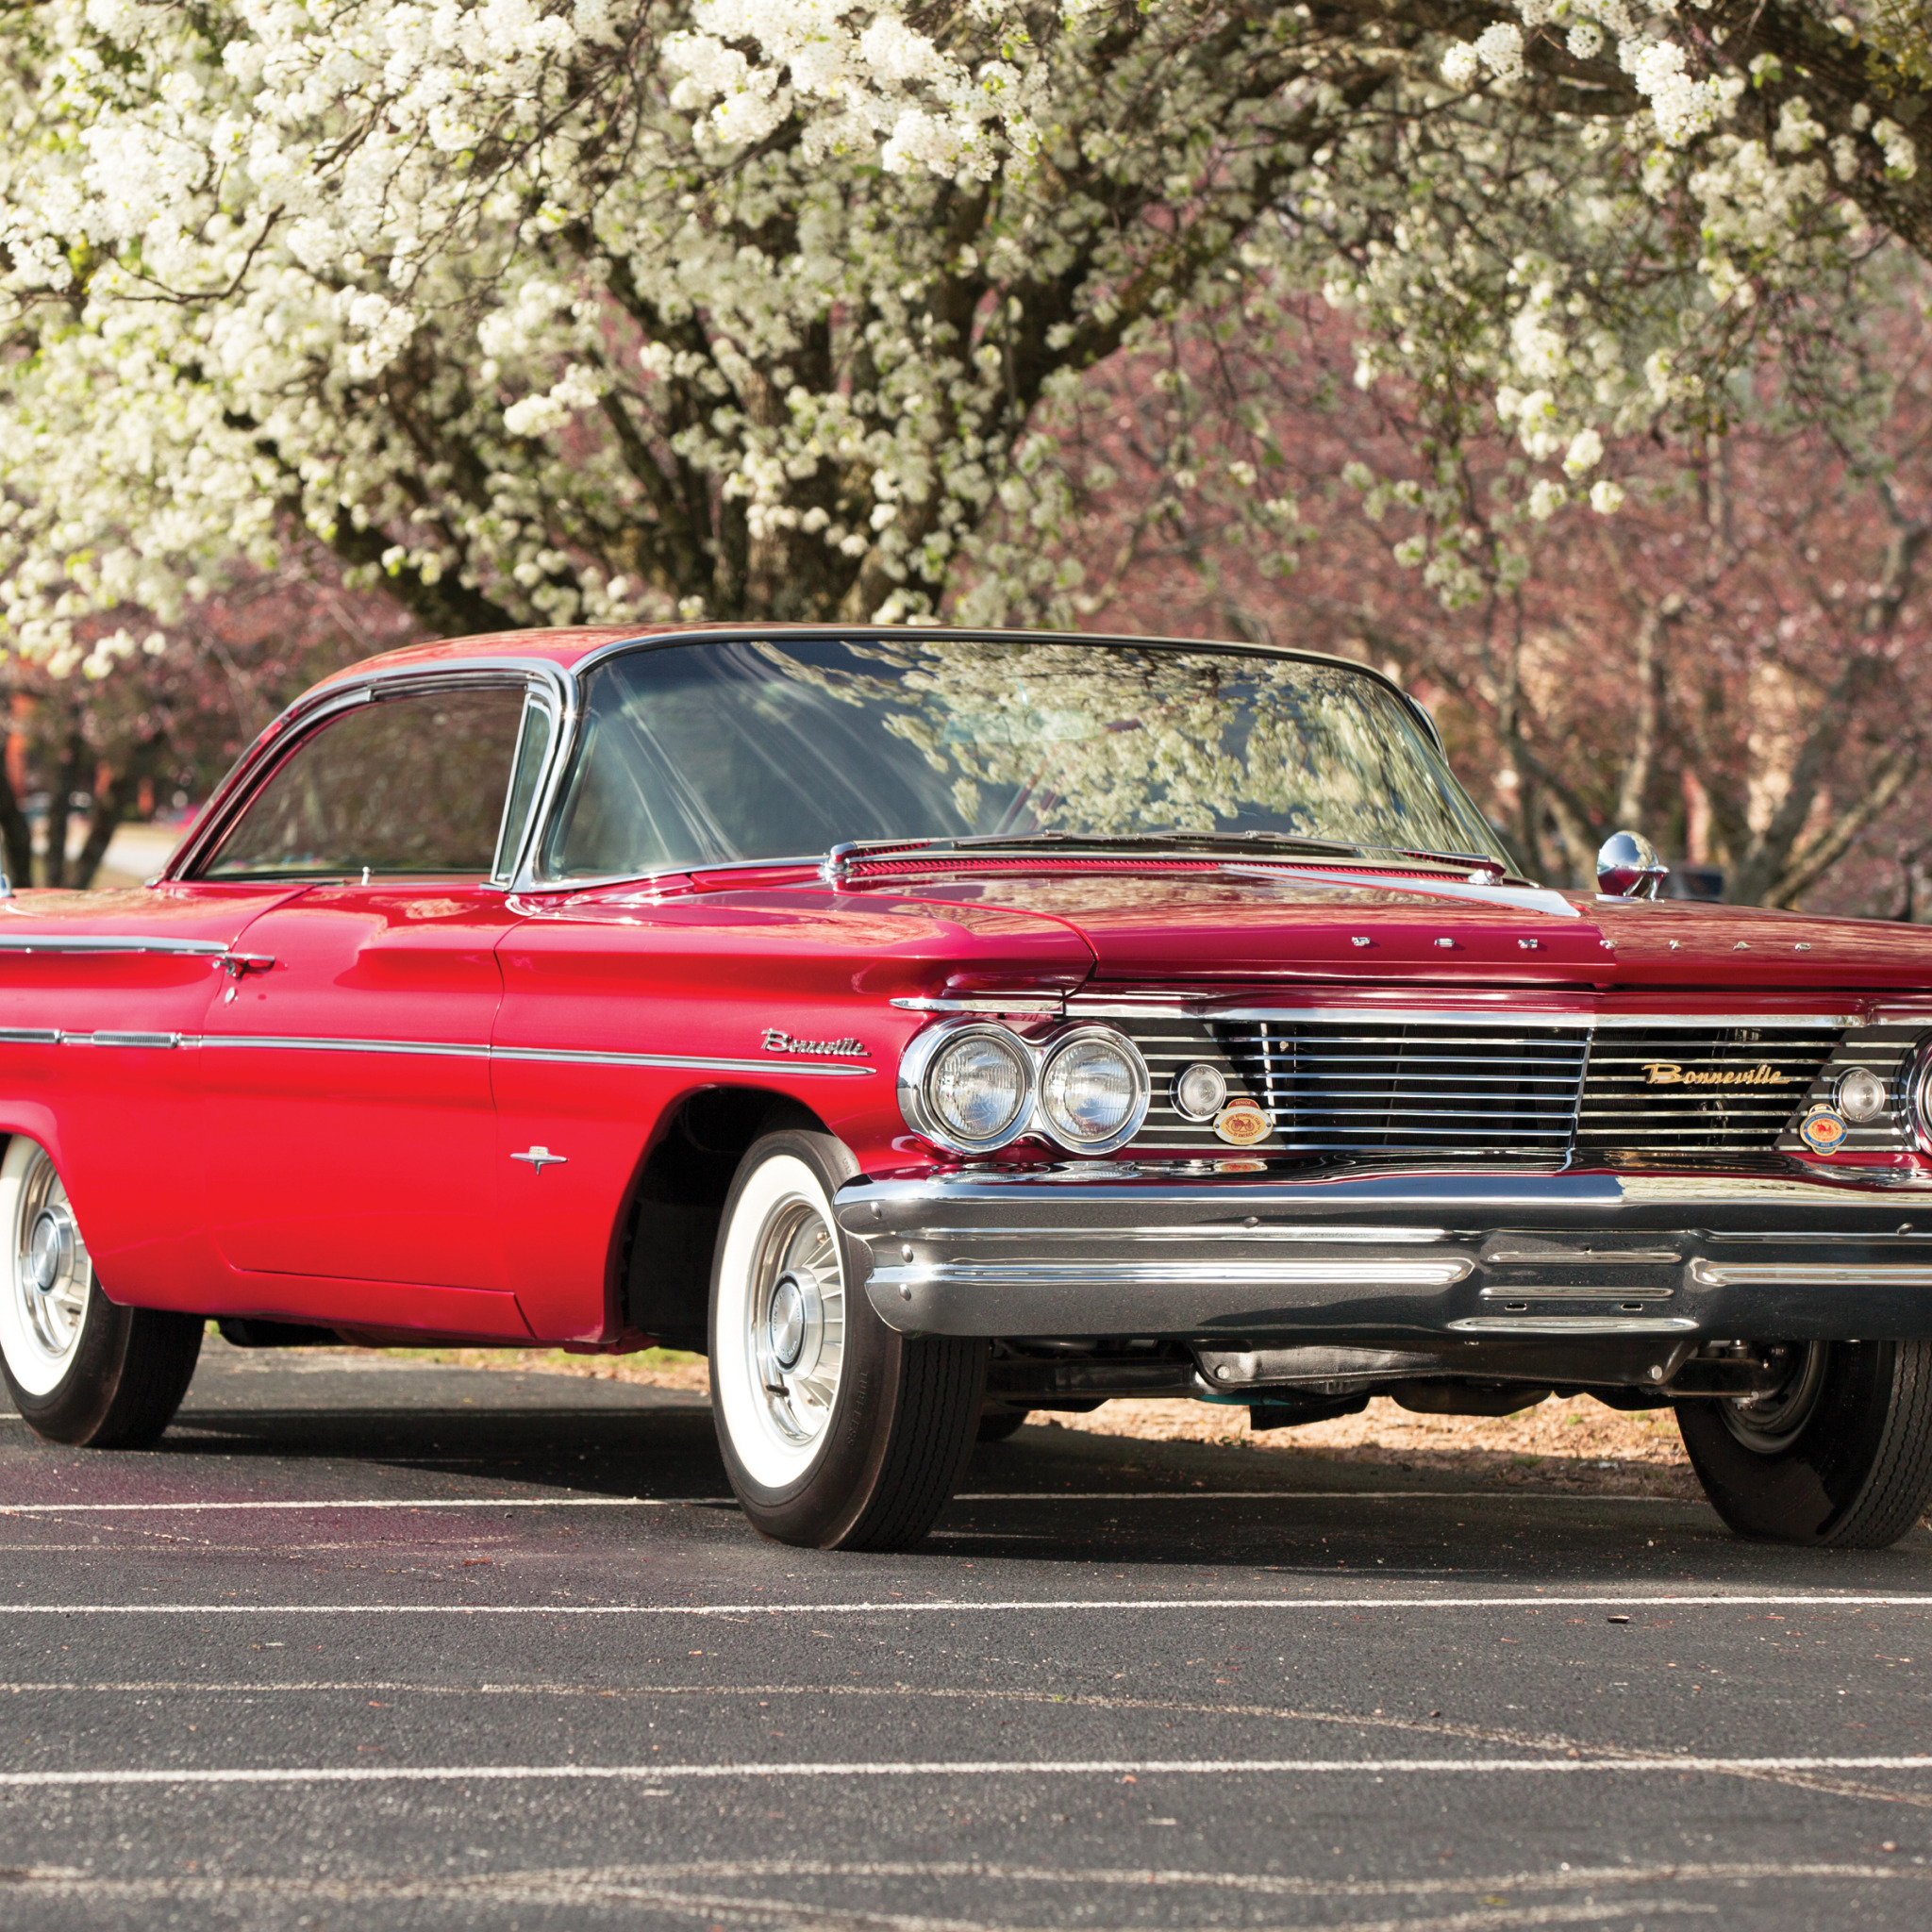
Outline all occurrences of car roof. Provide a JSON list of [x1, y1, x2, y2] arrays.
[[301, 622, 1406, 705]]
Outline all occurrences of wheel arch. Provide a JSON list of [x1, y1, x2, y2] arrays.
[[620, 1086, 830, 1351]]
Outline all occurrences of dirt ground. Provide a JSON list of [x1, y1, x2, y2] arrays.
[[391, 1346, 1699, 1500]]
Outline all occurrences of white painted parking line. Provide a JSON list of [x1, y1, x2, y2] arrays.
[[0, 1754, 1927, 1790], [0, 1491, 1700, 1512], [0, 1497, 726, 1513], [0, 1593, 1926, 1615]]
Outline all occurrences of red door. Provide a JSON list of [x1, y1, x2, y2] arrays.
[[184, 675, 552, 1335], [199, 885, 514, 1291]]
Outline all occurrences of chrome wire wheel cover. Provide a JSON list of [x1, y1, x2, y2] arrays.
[[1721, 1341, 1829, 1455], [715, 1153, 848, 1489], [0, 1140, 92, 1396]]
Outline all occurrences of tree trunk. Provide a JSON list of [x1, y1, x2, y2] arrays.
[[69, 753, 158, 891]]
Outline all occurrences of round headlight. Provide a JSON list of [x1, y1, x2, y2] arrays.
[[901, 1023, 1034, 1155], [1038, 1026, 1150, 1154], [1835, 1065, 1890, 1124]]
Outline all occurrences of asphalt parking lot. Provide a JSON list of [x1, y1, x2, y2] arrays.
[[3, 1339, 1931, 1930]]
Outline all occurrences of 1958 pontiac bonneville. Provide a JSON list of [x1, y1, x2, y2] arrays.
[[5, 625, 1932, 1551]]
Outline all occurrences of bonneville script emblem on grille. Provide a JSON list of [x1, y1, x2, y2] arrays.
[[1641, 1061, 1791, 1088], [762, 1028, 869, 1058]]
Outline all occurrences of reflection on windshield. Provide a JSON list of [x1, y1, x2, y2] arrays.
[[540, 636, 1504, 879]]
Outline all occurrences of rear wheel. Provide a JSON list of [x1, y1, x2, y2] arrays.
[[708, 1129, 986, 1550], [0, 1136, 203, 1447], [1676, 1341, 1932, 1548]]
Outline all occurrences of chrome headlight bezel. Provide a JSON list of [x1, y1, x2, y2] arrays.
[[898, 1019, 1037, 1157], [1908, 1038, 1932, 1151], [1035, 1024, 1151, 1155]]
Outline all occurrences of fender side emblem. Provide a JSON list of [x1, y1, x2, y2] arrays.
[[511, 1146, 568, 1174]]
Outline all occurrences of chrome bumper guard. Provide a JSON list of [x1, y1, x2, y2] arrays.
[[834, 1163, 1932, 1362]]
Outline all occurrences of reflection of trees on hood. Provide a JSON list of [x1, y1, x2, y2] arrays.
[[752, 638, 1498, 857]]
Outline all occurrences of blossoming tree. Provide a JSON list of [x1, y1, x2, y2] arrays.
[[2, 1, 1931, 890]]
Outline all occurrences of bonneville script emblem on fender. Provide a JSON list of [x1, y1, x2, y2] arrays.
[[762, 1028, 870, 1058], [1641, 1061, 1791, 1088]]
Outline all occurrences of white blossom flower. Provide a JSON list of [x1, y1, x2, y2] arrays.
[[1562, 427, 1604, 476]]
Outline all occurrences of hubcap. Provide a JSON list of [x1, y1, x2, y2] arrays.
[[1721, 1341, 1828, 1455], [767, 1271, 811, 1372], [27, 1206, 73, 1295], [745, 1196, 844, 1452], [7, 1148, 91, 1372]]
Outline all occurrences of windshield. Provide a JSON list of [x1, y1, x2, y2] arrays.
[[539, 635, 1507, 880]]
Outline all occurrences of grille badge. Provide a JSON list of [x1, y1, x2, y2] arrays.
[[1214, 1102, 1271, 1146], [1641, 1061, 1791, 1088]]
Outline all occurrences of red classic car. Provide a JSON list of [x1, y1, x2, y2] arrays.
[[4, 625, 1932, 1550]]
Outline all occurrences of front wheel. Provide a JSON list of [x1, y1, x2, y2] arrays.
[[0, 1136, 203, 1447], [1676, 1341, 1932, 1548], [708, 1129, 986, 1551]]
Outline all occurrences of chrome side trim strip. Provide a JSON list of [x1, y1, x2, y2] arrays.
[[68, 1032, 181, 1049], [0, 1027, 59, 1044], [202, 1034, 489, 1060], [1690, 1261, 1932, 1289], [490, 1045, 873, 1078], [0, 936, 228, 957]]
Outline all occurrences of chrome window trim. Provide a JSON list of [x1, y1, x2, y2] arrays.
[[165, 659, 576, 888], [491, 685, 565, 886]]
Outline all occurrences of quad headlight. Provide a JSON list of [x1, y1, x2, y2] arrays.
[[899, 1020, 1149, 1157], [899, 1023, 1036, 1156], [1037, 1026, 1151, 1154]]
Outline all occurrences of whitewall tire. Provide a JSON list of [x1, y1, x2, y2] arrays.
[[708, 1128, 986, 1550]]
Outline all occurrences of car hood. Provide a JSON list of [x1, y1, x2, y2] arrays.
[[859, 866, 1932, 993]]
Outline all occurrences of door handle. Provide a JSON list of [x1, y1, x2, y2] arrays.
[[222, 953, 275, 978]]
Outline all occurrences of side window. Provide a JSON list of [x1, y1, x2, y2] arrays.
[[201, 686, 530, 880]]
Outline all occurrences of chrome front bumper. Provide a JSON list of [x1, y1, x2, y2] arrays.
[[834, 1162, 1932, 1354]]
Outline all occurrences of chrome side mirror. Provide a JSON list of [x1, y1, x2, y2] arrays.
[[1596, 830, 1668, 900]]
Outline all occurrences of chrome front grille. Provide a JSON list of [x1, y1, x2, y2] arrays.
[[1116, 1011, 1862, 1161], [1575, 1025, 1840, 1156], [1220, 1019, 1591, 1158]]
